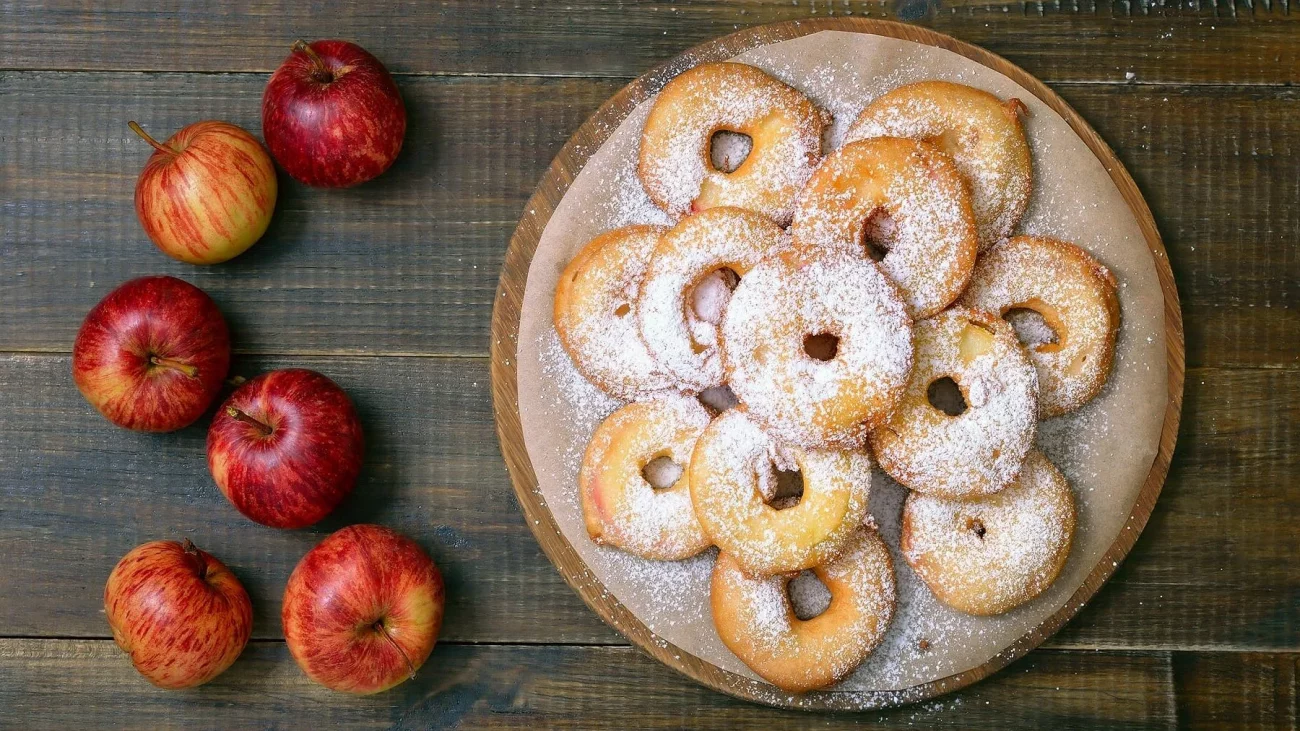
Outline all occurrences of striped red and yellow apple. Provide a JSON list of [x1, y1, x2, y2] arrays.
[[104, 540, 253, 688], [72, 275, 231, 432], [130, 119, 277, 264], [282, 524, 444, 694]]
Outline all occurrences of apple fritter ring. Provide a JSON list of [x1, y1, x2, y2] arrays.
[[846, 80, 1032, 250], [553, 224, 674, 400], [711, 527, 895, 692], [869, 307, 1038, 499], [959, 235, 1120, 418], [579, 395, 712, 561], [901, 450, 1076, 616], [689, 409, 872, 577], [639, 61, 830, 225], [791, 137, 978, 319]]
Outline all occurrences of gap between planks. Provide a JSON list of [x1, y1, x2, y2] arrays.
[[1, 351, 1296, 373], [0, 635, 1295, 654], [0, 68, 1297, 90]]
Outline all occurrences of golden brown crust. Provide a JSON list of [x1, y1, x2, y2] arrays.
[[869, 307, 1038, 498], [688, 409, 872, 576], [637, 207, 790, 392], [553, 225, 674, 400], [719, 248, 915, 449], [846, 81, 1033, 250]]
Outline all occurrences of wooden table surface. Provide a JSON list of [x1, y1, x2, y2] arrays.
[[0, 2, 1295, 728]]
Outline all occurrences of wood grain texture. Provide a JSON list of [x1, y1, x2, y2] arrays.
[[0, 1, 1296, 85], [1, 73, 1295, 366], [489, 17, 1183, 710], [0, 639, 1184, 729], [1, 355, 1293, 650], [1173, 652, 1298, 729], [0, 1, 1294, 724]]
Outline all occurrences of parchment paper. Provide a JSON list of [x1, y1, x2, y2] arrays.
[[515, 31, 1167, 695]]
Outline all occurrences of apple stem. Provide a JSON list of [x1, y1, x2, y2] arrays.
[[225, 375, 247, 388], [292, 39, 332, 83], [225, 407, 273, 437], [373, 620, 417, 680], [149, 355, 199, 378], [182, 539, 209, 581], [127, 121, 176, 155]]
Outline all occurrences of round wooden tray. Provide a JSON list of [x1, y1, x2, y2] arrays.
[[490, 18, 1184, 711]]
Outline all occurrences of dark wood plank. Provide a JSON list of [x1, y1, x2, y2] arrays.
[[0, 639, 1180, 729], [1, 73, 1296, 366], [1174, 652, 1298, 730], [0, 72, 619, 358], [1052, 366, 1300, 652], [0, 1, 1296, 86], [0, 353, 613, 645], [0, 354, 1295, 652]]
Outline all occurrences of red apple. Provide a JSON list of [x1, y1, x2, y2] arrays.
[[207, 369, 364, 529], [282, 524, 444, 694], [130, 120, 277, 264], [104, 539, 253, 689], [262, 39, 406, 188], [73, 275, 231, 431]]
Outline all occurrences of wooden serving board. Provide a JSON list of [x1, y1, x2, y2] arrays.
[[490, 18, 1185, 711]]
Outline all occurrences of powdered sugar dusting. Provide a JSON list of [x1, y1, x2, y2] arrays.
[[791, 137, 977, 318], [845, 81, 1032, 249], [871, 308, 1038, 498], [580, 395, 712, 560], [554, 225, 675, 400], [640, 62, 828, 223], [723, 249, 914, 448], [902, 451, 1076, 615], [712, 528, 896, 690], [638, 208, 790, 392], [516, 29, 1167, 701], [690, 409, 872, 575], [960, 236, 1120, 417]]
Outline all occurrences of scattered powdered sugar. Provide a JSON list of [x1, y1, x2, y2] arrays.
[[641, 454, 684, 489], [595, 547, 717, 637], [844, 81, 1032, 249], [787, 570, 833, 620], [521, 31, 1163, 700], [722, 249, 914, 448], [709, 130, 753, 173], [639, 62, 828, 224], [539, 330, 622, 452], [790, 138, 977, 318], [1004, 307, 1059, 346], [872, 308, 1039, 498], [959, 236, 1120, 417], [638, 208, 790, 392], [689, 268, 735, 325]]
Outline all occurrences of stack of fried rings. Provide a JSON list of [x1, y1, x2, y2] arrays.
[[554, 62, 1122, 693]]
